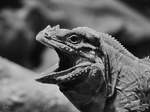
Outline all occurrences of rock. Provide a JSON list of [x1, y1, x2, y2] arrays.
[[0, 57, 78, 112]]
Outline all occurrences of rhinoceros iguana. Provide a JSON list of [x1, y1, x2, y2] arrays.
[[36, 25, 150, 112]]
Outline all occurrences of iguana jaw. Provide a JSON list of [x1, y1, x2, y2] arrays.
[[36, 62, 91, 84]]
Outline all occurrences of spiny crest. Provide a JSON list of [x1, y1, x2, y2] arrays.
[[73, 27, 137, 60], [142, 56, 150, 64], [100, 32, 137, 60]]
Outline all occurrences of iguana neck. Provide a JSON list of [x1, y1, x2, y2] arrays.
[[102, 40, 150, 112]]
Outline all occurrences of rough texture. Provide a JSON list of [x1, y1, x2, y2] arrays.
[[36, 25, 150, 112]]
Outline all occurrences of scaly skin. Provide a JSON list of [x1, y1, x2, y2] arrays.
[[36, 25, 150, 112]]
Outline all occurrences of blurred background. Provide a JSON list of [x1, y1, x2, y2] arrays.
[[0, 0, 150, 112]]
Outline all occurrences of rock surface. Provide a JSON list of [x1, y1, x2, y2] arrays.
[[0, 57, 78, 112]]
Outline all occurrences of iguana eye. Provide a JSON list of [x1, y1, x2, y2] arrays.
[[68, 35, 82, 44]]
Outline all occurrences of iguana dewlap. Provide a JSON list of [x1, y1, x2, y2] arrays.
[[36, 25, 150, 112]]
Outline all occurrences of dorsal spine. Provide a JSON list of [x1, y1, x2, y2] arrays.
[[100, 32, 137, 60]]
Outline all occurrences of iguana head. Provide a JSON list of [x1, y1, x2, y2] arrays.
[[36, 25, 108, 111]]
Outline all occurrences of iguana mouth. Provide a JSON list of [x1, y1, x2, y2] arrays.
[[36, 30, 91, 84]]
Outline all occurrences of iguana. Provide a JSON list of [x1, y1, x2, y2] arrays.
[[35, 25, 150, 112]]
